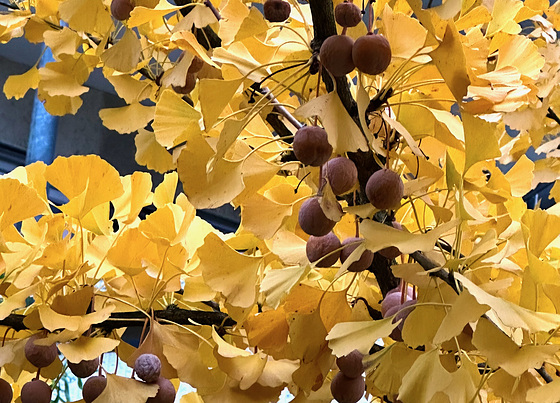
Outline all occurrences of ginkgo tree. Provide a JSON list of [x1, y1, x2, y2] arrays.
[[2, 0, 560, 401]]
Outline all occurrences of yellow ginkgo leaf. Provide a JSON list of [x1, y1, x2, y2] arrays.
[[326, 318, 398, 357], [37, 89, 83, 116], [106, 73, 153, 103], [106, 227, 159, 275], [164, 338, 222, 393], [197, 232, 263, 308], [456, 273, 560, 332], [128, 0, 184, 27], [99, 102, 155, 134], [429, 21, 471, 102], [59, 336, 120, 363], [241, 193, 293, 239], [520, 208, 560, 258], [216, 352, 267, 391], [397, 349, 453, 403], [94, 374, 158, 403], [0, 284, 39, 320], [38, 304, 115, 334], [295, 92, 368, 154], [170, 31, 218, 68], [153, 172, 178, 208], [139, 203, 194, 245], [472, 317, 560, 377], [199, 78, 243, 130], [39, 56, 90, 97], [43, 27, 81, 58], [45, 155, 124, 218], [176, 135, 244, 209], [463, 112, 500, 173], [486, 0, 523, 36], [402, 305, 447, 348], [3, 66, 39, 100], [244, 308, 289, 351], [134, 129, 175, 173], [0, 178, 46, 231], [111, 172, 153, 224], [360, 219, 458, 255], [527, 378, 560, 403], [382, 6, 427, 59], [366, 343, 422, 397], [433, 291, 490, 344], [152, 89, 202, 148], [58, 0, 113, 34], [496, 35, 545, 80], [101, 28, 142, 73], [260, 265, 309, 309]]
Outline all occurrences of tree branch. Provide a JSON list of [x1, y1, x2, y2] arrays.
[[307, 0, 358, 118], [0, 305, 236, 333]]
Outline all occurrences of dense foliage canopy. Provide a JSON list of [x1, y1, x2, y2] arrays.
[[2, 0, 560, 401]]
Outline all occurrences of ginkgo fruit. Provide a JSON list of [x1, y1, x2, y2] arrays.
[[68, 358, 99, 378], [293, 126, 333, 166], [263, 0, 291, 22], [378, 221, 403, 259], [324, 157, 358, 195], [340, 237, 374, 272], [336, 349, 364, 379], [134, 353, 161, 383], [20, 379, 51, 403], [24, 334, 58, 368], [330, 372, 365, 403], [146, 377, 176, 403], [320, 35, 355, 77], [110, 0, 134, 20], [82, 375, 107, 403], [306, 232, 341, 267], [335, 1, 362, 28], [0, 378, 13, 403], [298, 196, 337, 236], [365, 168, 404, 209], [352, 33, 392, 75]]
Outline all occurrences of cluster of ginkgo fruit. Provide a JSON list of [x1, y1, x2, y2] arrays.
[[294, 122, 405, 272], [0, 333, 175, 403], [329, 284, 417, 403]]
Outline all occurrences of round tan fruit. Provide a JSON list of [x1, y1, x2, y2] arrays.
[[335, 1, 362, 28], [365, 168, 403, 210], [340, 237, 374, 272], [293, 126, 333, 166], [134, 354, 161, 383], [83, 376, 107, 403], [263, 0, 291, 22], [21, 380, 51, 403], [0, 378, 13, 403], [324, 157, 358, 195], [306, 232, 341, 267], [111, 0, 134, 20], [298, 197, 337, 237], [352, 33, 392, 75], [336, 349, 364, 379], [68, 358, 99, 378], [147, 377, 176, 403], [320, 35, 355, 77], [24, 334, 57, 369], [330, 372, 365, 403]]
